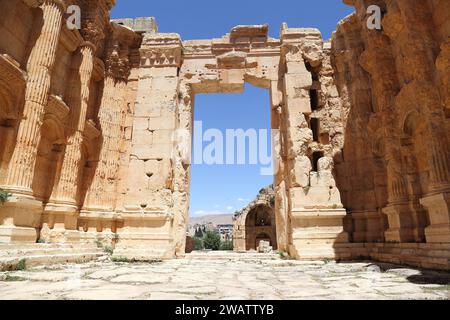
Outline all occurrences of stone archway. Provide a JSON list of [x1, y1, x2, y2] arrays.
[[245, 204, 277, 251], [116, 24, 349, 261]]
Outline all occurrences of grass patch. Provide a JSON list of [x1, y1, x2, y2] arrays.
[[15, 259, 26, 271], [111, 256, 131, 263], [95, 239, 103, 248], [4, 274, 26, 282], [111, 256, 162, 264], [103, 246, 114, 255], [425, 284, 450, 291]]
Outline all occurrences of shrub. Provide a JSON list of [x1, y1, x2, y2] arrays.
[[0, 188, 11, 204], [104, 246, 114, 255], [220, 240, 233, 251], [203, 231, 221, 251], [15, 259, 26, 271], [111, 256, 130, 263], [269, 195, 275, 207], [5, 274, 26, 282], [95, 239, 103, 248], [193, 237, 204, 250]]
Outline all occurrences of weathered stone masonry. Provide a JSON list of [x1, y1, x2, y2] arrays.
[[331, 0, 450, 270], [0, 0, 449, 270]]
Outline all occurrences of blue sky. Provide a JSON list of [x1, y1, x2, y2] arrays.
[[111, 1, 354, 217]]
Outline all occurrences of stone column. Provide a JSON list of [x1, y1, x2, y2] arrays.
[[0, 0, 65, 243], [336, 14, 385, 243], [80, 42, 130, 244], [349, 0, 413, 243], [280, 27, 348, 260], [6, 0, 64, 193], [83, 44, 129, 213], [43, 42, 95, 243]]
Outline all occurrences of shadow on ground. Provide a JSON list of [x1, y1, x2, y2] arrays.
[[338, 260, 450, 285]]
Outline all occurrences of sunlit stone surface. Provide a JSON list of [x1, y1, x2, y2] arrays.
[[0, 0, 449, 272]]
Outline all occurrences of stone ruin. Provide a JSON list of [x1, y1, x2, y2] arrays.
[[257, 241, 273, 254], [233, 185, 277, 252], [0, 0, 449, 271]]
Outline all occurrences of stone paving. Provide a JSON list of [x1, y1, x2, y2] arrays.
[[0, 252, 449, 300]]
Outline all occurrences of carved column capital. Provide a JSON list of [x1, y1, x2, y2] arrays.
[[105, 44, 131, 81], [23, 0, 66, 12], [80, 22, 104, 52]]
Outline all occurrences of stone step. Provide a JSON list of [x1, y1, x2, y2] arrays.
[[185, 251, 281, 261], [0, 243, 100, 250], [0, 252, 105, 271], [0, 246, 104, 257]]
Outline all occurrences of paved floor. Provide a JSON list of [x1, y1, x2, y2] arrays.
[[0, 252, 449, 300]]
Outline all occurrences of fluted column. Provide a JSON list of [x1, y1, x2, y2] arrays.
[[83, 44, 130, 212], [83, 75, 115, 211], [103, 78, 127, 209], [6, 0, 64, 194], [49, 43, 95, 206], [0, 0, 65, 243], [350, 0, 413, 243]]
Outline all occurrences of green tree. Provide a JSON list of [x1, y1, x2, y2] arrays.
[[193, 237, 204, 250], [203, 231, 221, 251], [220, 240, 233, 251], [195, 227, 204, 238]]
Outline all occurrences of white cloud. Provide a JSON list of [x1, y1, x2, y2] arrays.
[[191, 207, 236, 216], [237, 198, 250, 202]]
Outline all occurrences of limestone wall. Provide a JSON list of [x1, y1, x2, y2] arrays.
[[332, 0, 450, 251]]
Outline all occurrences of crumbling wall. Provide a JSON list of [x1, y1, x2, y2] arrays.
[[332, 0, 450, 254]]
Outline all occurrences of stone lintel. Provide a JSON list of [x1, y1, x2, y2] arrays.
[[230, 24, 269, 41], [111, 17, 158, 35]]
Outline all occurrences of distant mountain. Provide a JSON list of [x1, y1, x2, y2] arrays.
[[189, 214, 233, 226]]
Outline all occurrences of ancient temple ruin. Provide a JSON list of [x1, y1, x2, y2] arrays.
[[233, 185, 277, 251], [0, 0, 449, 271]]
